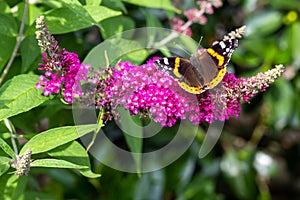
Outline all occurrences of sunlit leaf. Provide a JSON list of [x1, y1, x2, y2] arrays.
[[0, 156, 10, 176], [20, 124, 99, 155], [122, 0, 180, 13], [31, 158, 88, 169], [0, 74, 49, 122], [48, 141, 101, 178], [0, 138, 16, 160]]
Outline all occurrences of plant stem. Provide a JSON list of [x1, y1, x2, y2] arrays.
[[4, 119, 19, 156], [0, 0, 29, 85], [152, 7, 205, 53]]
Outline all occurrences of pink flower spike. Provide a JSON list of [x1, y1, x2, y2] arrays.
[[95, 56, 285, 127]]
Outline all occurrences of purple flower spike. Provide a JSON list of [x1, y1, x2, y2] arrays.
[[35, 16, 90, 103], [96, 58, 285, 127]]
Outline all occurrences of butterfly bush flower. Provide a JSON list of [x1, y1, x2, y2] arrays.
[[170, 0, 223, 36], [35, 16, 90, 103], [95, 57, 285, 127], [10, 148, 32, 176], [170, 17, 193, 37]]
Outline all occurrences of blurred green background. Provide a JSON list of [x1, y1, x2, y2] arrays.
[[1, 0, 300, 199]]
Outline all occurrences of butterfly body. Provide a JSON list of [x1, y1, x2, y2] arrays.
[[154, 39, 238, 94]]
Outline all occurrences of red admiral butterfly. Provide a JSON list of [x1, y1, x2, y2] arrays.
[[154, 38, 238, 94]]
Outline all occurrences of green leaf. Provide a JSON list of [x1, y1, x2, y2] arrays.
[[45, 2, 121, 34], [86, 0, 102, 6], [16, 2, 43, 28], [0, 138, 16, 160], [99, 16, 135, 39], [84, 5, 122, 23], [122, 0, 180, 13], [0, 12, 18, 71], [1, 175, 28, 200], [45, 7, 94, 34], [272, 0, 300, 10], [0, 13, 18, 36], [124, 132, 142, 173], [179, 175, 222, 200], [20, 35, 40, 73], [0, 34, 15, 72], [102, 0, 127, 13], [11, 176, 28, 200], [265, 80, 294, 130], [0, 156, 10, 176], [134, 170, 165, 199], [246, 10, 283, 37], [48, 141, 101, 178], [84, 37, 149, 67], [141, 8, 163, 27], [20, 124, 99, 155], [289, 22, 300, 68], [31, 158, 88, 169], [0, 0, 10, 14], [119, 108, 143, 173], [0, 74, 49, 122], [220, 150, 257, 200]]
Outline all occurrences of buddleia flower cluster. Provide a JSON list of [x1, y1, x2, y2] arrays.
[[170, 0, 223, 36], [35, 16, 90, 103], [94, 58, 285, 127]]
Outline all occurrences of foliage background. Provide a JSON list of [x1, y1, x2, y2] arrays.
[[0, 0, 299, 199]]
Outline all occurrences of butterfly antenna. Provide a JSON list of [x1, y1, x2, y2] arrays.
[[196, 36, 203, 50], [174, 42, 191, 58]]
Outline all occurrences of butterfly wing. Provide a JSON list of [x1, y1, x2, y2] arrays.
[[208, 39, 238, 68], [154, 57, 205, 93]]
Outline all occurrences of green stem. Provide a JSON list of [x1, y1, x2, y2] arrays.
[[4, 119, 19, 156], [0, 0, 29, 85]]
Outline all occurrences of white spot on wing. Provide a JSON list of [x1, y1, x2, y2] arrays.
[[163, 58, 169, 65], [219, 41, 226, 49]]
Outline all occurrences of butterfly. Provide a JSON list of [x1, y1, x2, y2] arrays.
[[154, 38, 238, 94]]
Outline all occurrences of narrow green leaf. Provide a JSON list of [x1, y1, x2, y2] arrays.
[[122, 0, 180, 13], [0, 74, 49, 122], [11, 176, 28, 200], [119, 109, 143, 173], [290, 22, 300, 68], [0, 138, 16, 160], [31, 158, 88, 169], [124, 133, 142, 173], [20, 124, 99, 155], [48, 141, 101, 178], [0, 156, 11, 176], [2, 175, 28, 200]]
